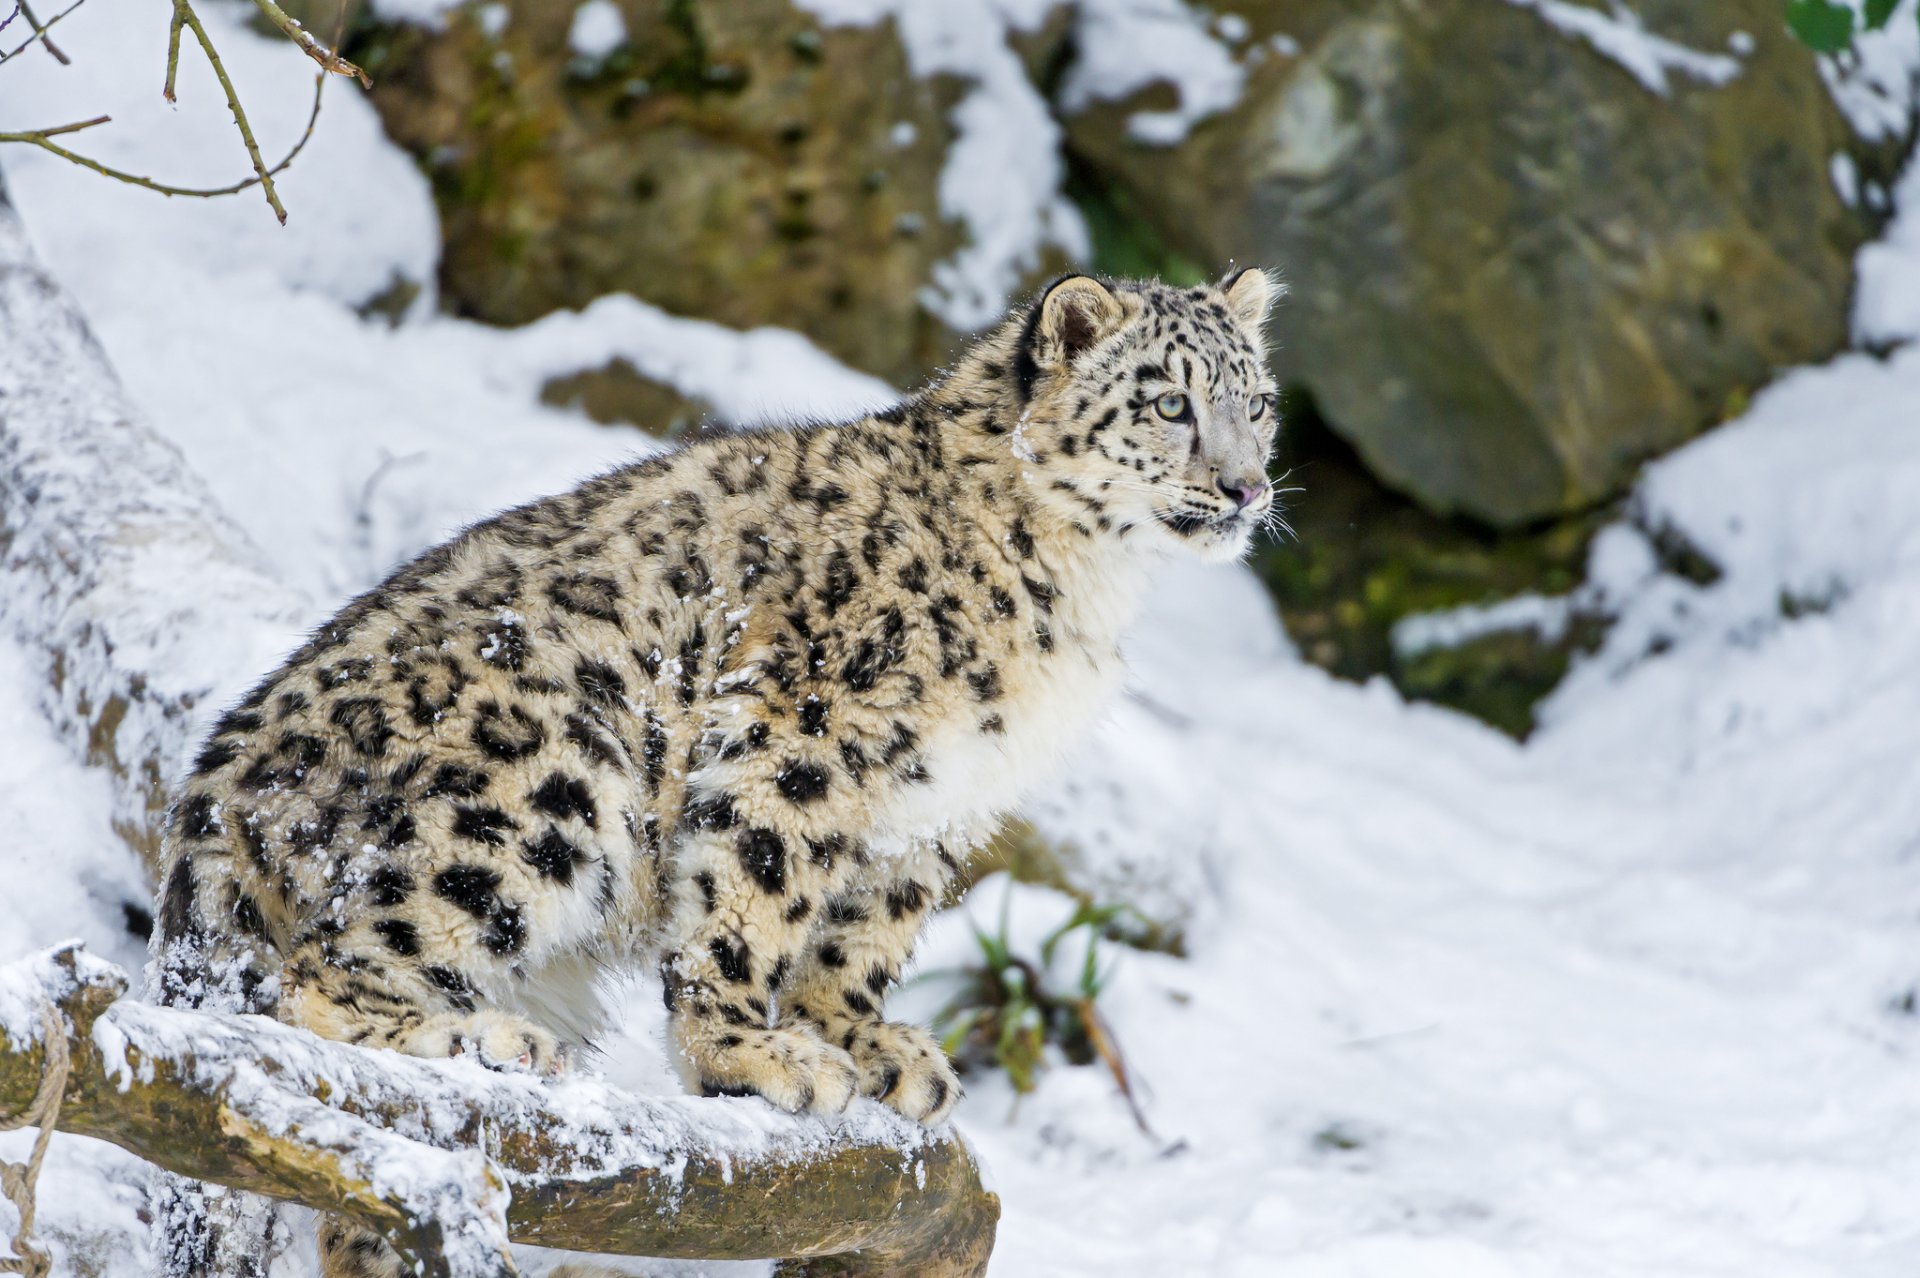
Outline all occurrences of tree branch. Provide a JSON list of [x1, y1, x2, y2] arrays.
[[0, 944, 998, 1277], [171, 0, 284, 222], [163, 0, 187, 102], [2, 0, 350, 221], [0, 0, 76, 65], [247, 0, 367, 87], [0, 68, 326, 204]]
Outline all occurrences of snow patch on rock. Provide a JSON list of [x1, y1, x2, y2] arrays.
[[797, 0, 1088, 329], [1503, 0, 1743, 96]]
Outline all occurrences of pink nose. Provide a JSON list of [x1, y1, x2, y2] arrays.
[[1218, 477, 1268, 509]]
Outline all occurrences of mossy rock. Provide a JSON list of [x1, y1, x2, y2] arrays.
[[539, 358, 716, 439], [1391, 617, 1600, 739], [350, 0, 971, 384]]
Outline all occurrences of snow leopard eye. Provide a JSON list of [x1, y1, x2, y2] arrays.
[[1155, 391, 1190, 422], [1248, 392, 1275, 421]]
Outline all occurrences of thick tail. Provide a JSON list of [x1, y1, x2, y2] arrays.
[[147, 838, 285, 1278], [150, 1175, 284, 1278], [149, 831, 281, 1015]]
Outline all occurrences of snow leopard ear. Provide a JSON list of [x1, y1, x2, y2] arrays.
[[1017, 275, 1127, 395], [1220, 266, 1281, 332]]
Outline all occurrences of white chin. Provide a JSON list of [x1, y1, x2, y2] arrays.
[[1193, 525, 1255, 562], [1152, 517, 1253, 561]]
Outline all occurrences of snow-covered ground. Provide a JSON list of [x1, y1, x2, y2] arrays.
[[4, 2, 1920, 1275]]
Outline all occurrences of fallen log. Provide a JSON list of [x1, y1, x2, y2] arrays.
[[0, 168, 308, 871], [0, 943, 997, 1276]]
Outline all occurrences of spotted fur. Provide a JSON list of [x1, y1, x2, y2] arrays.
[[151, 270, 1281, 1277]]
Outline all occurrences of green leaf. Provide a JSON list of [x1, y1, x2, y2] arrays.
[[1864, 0, 1897, 29], [938, 1008, 983, 1058], [1786, 0, 1857, 51], [1078, 933, 1105, 998]]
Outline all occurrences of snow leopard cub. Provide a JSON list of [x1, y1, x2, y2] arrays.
[[152, 270, 1280, 1276]]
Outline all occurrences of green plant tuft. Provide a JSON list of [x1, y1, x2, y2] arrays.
[[924, 891, 1155, 1133]]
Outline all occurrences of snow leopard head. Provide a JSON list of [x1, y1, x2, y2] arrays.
[[1011, 268, 1283, 562]]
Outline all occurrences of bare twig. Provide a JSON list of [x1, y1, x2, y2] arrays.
[[1078, 998, 1159, 1140], [248, 0, 368, 86], [0, 69, 325, 205], [14, 0, 68, 64], [162, 0, 186, 102], [3, 0, 358, 222], [15, 112, 106, 138], [0, 4, 19, 40], [172, 1, 284, 222], [0, 0, 79, 63]]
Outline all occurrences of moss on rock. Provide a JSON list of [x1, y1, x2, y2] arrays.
[[1252, 391, 1608, 736]]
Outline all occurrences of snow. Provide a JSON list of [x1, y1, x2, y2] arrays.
[[4, 2, 1920, 1276], [1059, 0, 1248, 145], [1819, 0, 1920, 141], [1833, 149, 1863, 207], [366, 0, 467, 28], [566, 0, 625, 63], [1856, 151, 1920, 345], [1392, 593, 1572, 659], [1503, 0, 1744, 97]]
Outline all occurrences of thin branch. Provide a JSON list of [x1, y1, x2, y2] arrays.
[[14, 0, 68, 64], [0, 4, 19, 40], [173, 0, 284, 223], [0, 68, 325, 204], [4, 0, 357, 223], [20, 112, 106, 137], [248, 0, 368, 86], [0, 0, 79, 63], [163, 0, 186, 102]]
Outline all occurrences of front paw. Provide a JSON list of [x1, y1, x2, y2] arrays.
[[842, 1021, 960, 1125], [676, 1022, 860, 1115]]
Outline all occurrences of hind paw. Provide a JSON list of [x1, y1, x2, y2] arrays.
[[406, 1010, 566, 1075]]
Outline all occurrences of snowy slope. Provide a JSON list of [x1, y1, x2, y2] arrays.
[[4, 3, 1920, 1275]]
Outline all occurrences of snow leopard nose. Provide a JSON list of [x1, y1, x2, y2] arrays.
[[1217, 476, 1268, 509]]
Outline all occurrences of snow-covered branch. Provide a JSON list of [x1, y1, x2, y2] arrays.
[[0, 171, 306, 869], [0, 943, 998, 1276]]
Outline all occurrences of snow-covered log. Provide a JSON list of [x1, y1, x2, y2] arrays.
[[0, 942, 998, 1276], [0, 168, 306, 868]]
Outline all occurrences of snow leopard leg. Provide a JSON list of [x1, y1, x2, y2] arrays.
[[657, 755, 873, 1114], [779, 840, 961, 1124]]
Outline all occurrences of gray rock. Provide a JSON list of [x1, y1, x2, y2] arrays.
[[1065, 0, 1904, 524]]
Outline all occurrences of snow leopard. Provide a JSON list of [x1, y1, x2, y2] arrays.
[[150, 269, 1281, 1276]]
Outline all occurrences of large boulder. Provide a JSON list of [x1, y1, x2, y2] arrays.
[[1065, 0, 1894, 525], [350, 0, 967, 385]]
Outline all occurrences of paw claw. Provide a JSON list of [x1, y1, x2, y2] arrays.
[[846, 1022, 961, 1125]]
